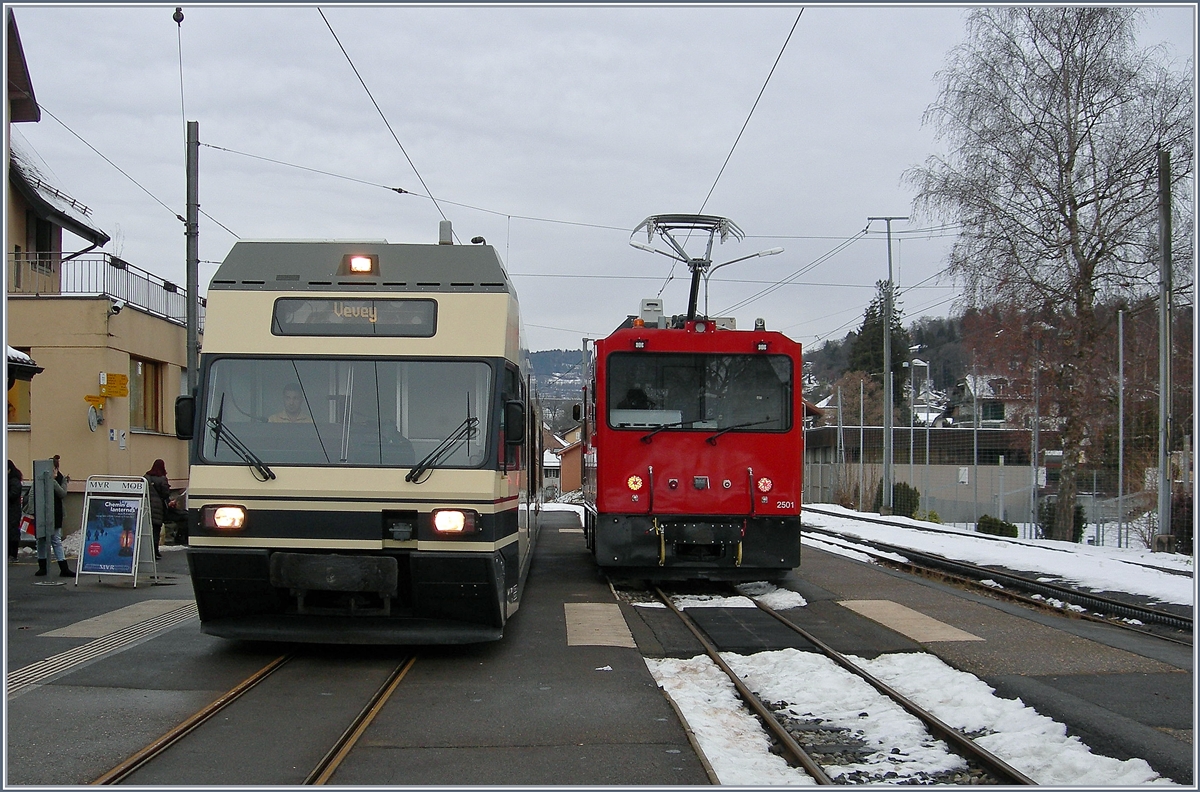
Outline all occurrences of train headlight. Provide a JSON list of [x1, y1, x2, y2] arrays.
[[339, 253, 379, 276], [627, 475, 644, 491], [757, 477, 774, 493], [203, 505, 246, 531], [433, 509, 478, 535]]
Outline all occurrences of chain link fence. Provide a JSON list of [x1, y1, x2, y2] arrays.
[[802, 424, 1191, 550]]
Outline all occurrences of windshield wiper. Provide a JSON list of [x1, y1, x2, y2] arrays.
[[405, 417, 479, 484], [209, 396, 276, 481], [640, 419, 699, 443], [705, 417, 775, 446]]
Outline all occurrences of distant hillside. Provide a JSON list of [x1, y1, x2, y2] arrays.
[[530, 349, 586, 400]]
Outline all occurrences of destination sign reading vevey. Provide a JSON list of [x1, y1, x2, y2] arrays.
[[271, 298, 437, 337]]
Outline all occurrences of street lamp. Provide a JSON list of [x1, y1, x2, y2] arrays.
[[906, 353, 927, 489], [703, 247, 783, 317]]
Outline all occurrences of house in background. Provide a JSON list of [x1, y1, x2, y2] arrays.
[[941, 373, 1031, 430], [5, 9, 197, 525], [541, 423, 565, 498]]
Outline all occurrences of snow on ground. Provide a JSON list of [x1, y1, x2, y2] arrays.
[[540, 502, 584, 519], [647, 654, 817, 786], [649, 648, 1171, 786], [804, 504, 1194, 607], [641, 506, 1188, 785]]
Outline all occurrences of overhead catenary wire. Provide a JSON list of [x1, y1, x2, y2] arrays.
[[317, 7, 456, 241], [200, 142, 634, 234], [656, 8, 805, 298], [717, 229, 868, 316], [697, 9, 803, 218], [18, 93, 241, 239]]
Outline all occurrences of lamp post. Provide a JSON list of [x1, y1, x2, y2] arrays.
[[909, 356, 928, 495], [867, 216, 908, 514]]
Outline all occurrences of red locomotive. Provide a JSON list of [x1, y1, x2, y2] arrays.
[[580, 215, 804, 580]]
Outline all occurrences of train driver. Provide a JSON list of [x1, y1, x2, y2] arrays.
[[268, 383, 313, 423]]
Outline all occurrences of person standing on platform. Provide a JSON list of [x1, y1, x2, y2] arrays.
[[36, 455, 72, 577], [7, 460, 23, 561], [145, 459, 170, 560]]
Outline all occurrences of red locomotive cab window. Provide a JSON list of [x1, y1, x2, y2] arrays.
[[605, 352, 792, 434]]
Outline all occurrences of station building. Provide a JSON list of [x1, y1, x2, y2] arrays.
[[6, 9, 195, 532]]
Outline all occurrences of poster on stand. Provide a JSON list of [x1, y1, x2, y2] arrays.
[[79, 496, 142, 575], [77, 477, 150, 580]]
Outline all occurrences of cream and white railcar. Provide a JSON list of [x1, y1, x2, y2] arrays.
[[178, 239, 540, 643]]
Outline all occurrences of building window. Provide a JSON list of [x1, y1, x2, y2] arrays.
[[130, 358, 161, 431], [981, 401, 1005, 422], [7, 349, 32, 425]]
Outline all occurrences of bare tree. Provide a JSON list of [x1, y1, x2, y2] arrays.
[[906, 7, 1193, 541]]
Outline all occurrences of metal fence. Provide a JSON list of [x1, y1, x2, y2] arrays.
[[801, 424, 1176, 549], [8, 252, 204, 330]]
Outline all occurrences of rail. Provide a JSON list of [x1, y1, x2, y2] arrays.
[[8, 252, 205, 330]]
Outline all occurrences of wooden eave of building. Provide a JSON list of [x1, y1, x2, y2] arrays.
[[7, 10, 39, 123]]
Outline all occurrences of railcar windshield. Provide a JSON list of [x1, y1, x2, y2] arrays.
[[606, 352, 792, 432], [200, 358, 492, 467]]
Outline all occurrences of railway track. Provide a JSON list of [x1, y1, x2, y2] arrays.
[[91, 652, 416, 785], [801, 522, 1193, 638], [651, 585, 1036, 785]]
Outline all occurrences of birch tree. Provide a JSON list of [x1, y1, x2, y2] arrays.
[[906, 7, 1193, 541]]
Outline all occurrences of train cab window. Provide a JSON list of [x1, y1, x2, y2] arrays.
[[200, 357, 492, 468], [606, 352, 791, 432]]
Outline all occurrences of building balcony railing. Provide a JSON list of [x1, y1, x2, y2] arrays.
[[7, 252, 205, 330]]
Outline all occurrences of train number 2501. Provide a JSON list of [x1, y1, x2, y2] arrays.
[[776, 500, 795, 509]]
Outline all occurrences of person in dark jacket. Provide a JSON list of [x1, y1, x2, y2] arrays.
[[145, 459, 170, 560], [8, 460, 23, 560]]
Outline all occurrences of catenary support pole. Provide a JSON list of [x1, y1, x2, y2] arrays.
[[186, 120, 199, 393]]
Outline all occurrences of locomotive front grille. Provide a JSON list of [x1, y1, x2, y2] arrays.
[[269, 552, 401, 617]]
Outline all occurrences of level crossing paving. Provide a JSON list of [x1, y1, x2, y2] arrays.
[[5, 510, 707, 785]]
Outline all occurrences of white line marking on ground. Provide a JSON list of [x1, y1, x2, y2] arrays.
[[7, 603, 198, 697], [40, 599, 189, 638], [565, 602, 636, 648], [838, 600, 984, 642]]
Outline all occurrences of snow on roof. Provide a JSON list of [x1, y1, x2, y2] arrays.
[[7, 346, 34, 365], [9, 134, 109, 246]]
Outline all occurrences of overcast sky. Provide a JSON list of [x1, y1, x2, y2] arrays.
[[10, 4, 1195, 352]]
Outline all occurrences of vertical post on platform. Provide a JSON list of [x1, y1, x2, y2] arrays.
[[858, 378, 865, 512], [1118, 309, 1125, 548], [998, 455, 1005, 523], [972, 362, 979, 527], [1156, 149, 1173, 545]]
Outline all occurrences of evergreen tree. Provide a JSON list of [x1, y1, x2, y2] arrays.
[[848, 281, 911, 413]]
